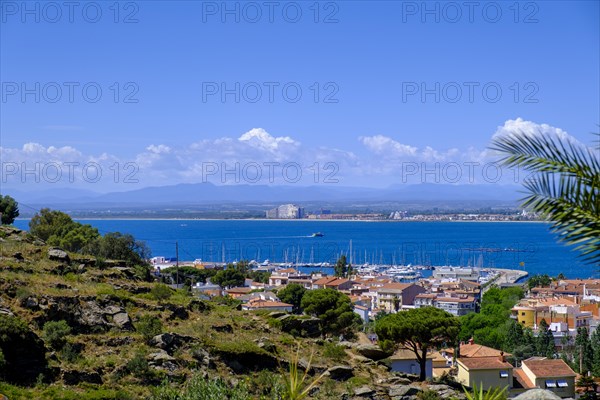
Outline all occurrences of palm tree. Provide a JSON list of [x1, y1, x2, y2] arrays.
[[491, 130, 599, 265]]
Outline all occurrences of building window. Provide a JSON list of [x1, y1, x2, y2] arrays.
[[546, 380, 557, 388], [521, 312, 526, 316], [557, 380, 568, 388], [499, 371, 508, 378]]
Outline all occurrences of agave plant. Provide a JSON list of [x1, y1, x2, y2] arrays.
[[491, 130, 600, 265], [282, 344, 328, 400], [463, 383, 507, 400]]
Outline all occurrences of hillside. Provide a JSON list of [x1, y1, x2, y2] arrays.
[[0, 225, 467, 400]]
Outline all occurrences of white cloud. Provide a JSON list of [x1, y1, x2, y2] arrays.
[[2, 121, 574, 190], [492, 117, 571, 141]]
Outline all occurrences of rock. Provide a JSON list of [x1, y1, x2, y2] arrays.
[[12, 252, 24, 261], [167, 305, 189, 320], [148, 350, 176, 364], [103, 336, 134, 347], [354, 386, 375, 397], [150, 333, 175, 350], [211, 324, 233, 333], [339, 341, 358, 349], [48, 248, 70, 263], [149, 333, 196, 353], [353, 354, 371, 363], [62, 369, 103, 385], [298, 358, 328, 374], [23, 296, 39, 310], [112, 312, 133, 330], [356, 344, 390, 361], [389, 385, 422, 398], [0, 307, 14, 316], [191, 346, 213, 368], [54, 283, 72, 290], [268, 311, 286, 318], [327, 365, 354, 381], [188, 299, 211, 312], [513, 389, 562, 400], [257, 338, 277, 353]]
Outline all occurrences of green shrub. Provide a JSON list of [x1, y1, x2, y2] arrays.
[[135, 315, 163, 343], [42, 320, 71, 350], [418, 390, 442, 400], [126, 352, 150, 378], [150, 284, 173, 302], [15, 287, 32, 302], [60, 342, 81, 363], [323, 342, 346, 361], [151, 374, 251, 400]]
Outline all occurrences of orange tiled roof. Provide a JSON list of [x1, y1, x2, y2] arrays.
[[458, 357, 513, 370], [313, 276, 337, 286], [459, 343, 511, 358], [513, 368, 535, 389], [245, 299, 293, 308], [377, 283, 413, 292], [522, 358, 576, 378]]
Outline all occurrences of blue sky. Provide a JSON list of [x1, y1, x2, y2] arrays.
[[1, 0, 599, 191]]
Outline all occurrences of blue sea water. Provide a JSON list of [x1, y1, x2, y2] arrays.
[[12, 219, 598, 279]]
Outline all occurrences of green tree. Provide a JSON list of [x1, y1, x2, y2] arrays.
[[492, 130, 600, 264], [574, 327, 594, 374], [212, 266, 245, 289], [0, 195, 19, 225], [536, 319, 555, 358], [42, 320, 71, 350], [375, 307, 460, 381], [334, 255, 349, 278], [527, 274, 552, 290], [278, 283, 307, 314], [84, 231, 150, 265], [591, 327, 600, 377], [301, 288, 361, 336], [504, 320, 525, 353]]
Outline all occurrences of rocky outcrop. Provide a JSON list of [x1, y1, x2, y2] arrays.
[[0, 315, 48, 385], [149, 333, 196, 354], [513, 389, 562, 400], [35, 295, 133, 333], [389, 384, 422, 399], [48, 248, 70, 263], [62, 369, 103, 385], [327, 365, 354, 381], [355, 344, 390, 361], [277, 314, 321, 337]]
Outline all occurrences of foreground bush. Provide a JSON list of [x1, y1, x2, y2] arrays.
[[151, 375, 250, 400]]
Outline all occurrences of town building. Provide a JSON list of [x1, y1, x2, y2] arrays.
[[512, 358, 576, 398], [265, 204, 305, 219], [456, 354, 513, 391]]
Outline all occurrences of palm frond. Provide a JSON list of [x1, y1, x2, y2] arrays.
[[491, 129, 600, 266]]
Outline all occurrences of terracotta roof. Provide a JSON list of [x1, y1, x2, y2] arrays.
[[325, 278, 351, 287], [458, 357, 513, 370], [277, 268, 298, 274], [378, 283, 413, 292], [436, 296, 475, 303], [245, 299, 293, 309], [460, 343, 511, 358], [513, 368, 535, 389], [522, 358, 576, 378], [391, 348, 434, 360], [226, 287, 253, 294], [313, 277, 337, 286]]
